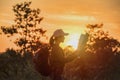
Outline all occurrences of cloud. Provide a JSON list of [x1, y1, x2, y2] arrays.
[[0, 13, 10, 17], [45, 14, 96, 22], [0, 19, 14, 25]]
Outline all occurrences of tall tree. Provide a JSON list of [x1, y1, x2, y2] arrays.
[[1, 1, 46, 53]]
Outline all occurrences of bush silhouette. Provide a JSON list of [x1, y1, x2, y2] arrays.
[[0, 49, 42, 80]]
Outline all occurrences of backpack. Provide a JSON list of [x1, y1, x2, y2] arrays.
[[33, 45, 51, 76]]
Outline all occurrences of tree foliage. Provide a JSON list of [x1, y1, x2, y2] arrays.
[[1, 1, 46, 53], [86, 24, 120, 54], [64, 24, 120, 80]]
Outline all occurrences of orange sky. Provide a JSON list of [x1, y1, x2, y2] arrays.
[[0, 0, 120, 52]]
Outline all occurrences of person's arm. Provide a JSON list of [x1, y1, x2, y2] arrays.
[[65, 50, 79, 63]]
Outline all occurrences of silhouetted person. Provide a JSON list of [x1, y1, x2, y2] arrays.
[[49, 29, 77, 80]]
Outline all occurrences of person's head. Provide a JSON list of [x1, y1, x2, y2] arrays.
[[50, 29, 69, 46]]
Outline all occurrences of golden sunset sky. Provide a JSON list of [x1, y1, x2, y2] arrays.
[[0, 0, 120, 52]]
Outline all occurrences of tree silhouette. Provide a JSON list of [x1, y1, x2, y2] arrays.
[[1, 1, 46, 53], [86, 24, 120, 80], [64, 24, 120, 80], [0, 2, 47, 80], [86, 24, 120, 54]]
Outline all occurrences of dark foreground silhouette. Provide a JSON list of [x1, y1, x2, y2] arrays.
[[0, 1, 120, 80]]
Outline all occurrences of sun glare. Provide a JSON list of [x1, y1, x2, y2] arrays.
[[65, 33, 80, 49]]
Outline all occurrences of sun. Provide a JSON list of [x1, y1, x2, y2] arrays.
[[64, 33, 80, 49]]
